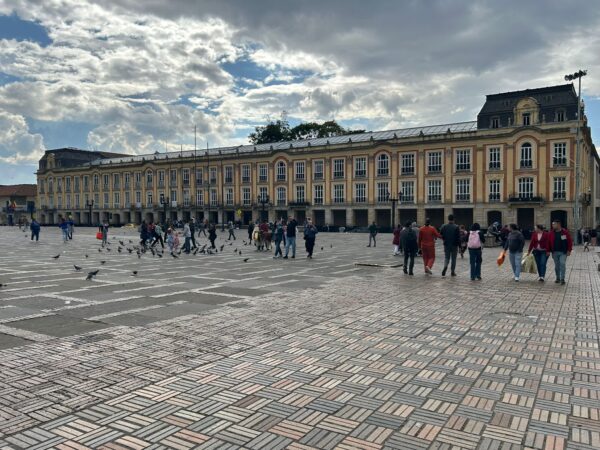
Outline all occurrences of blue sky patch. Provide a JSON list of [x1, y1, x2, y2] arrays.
[[0, 72, 22, 85], [27, 118, 94, 150], [0, 13, 52, 47]]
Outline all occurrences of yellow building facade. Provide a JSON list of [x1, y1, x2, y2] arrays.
[[36, 85, 598, 231]]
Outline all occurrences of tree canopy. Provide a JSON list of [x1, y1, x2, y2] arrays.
[[249, 119, 364, 145]]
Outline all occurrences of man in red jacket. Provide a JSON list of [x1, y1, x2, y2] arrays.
[[418, 218, 441, 274], [548, 220, 573, 285]]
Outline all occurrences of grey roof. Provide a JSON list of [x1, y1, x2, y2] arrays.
[[479, 84, 577, 115], [88, 121, 478, 166]]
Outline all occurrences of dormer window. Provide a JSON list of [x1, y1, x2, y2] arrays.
[[522, 113, 531, 126], [555, 109, 565, 122], [490, 117, 500, 129]]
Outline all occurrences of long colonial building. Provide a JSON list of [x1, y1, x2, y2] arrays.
[[36, 84, 600, 230]]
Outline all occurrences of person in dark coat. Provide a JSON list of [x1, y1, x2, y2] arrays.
[[303, 218, 318, 258], [30, 219, 41, 242], [440, 214, 460, 277], [400, 220, 418, 275], [208, 222, 217, 249]]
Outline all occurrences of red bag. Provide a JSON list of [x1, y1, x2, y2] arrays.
[[96, 232, 103, 240]]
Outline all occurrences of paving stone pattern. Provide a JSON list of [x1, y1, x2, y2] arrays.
[[0, 227, 599, 449]]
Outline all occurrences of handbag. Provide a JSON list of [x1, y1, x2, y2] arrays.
[[96, 231, 103, 240], [496, 250, 506, 266], [521, 253, 538, 274]]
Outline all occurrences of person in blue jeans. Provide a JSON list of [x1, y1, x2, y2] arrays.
[[548, 220, 573, 285], [59, 217, 69, 243], [467, 223, 485, 280], [527, 224, 550, 282], [30, 219, 41, 241], [503, 223, 525, 281], [283, 217, 298, 259]]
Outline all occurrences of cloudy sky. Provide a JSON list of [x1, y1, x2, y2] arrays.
[[1, 0, 599, 184]]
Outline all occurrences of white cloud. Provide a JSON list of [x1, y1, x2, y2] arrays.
[[0, 111, 45, 163]]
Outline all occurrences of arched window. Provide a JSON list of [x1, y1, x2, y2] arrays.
[[520, 143, 532, 169], [377, 153, 389, 176], [276, 161, 287, 181]]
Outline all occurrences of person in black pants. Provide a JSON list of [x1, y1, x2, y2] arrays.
[[400, 221, 418, 275], [189, 218, 197, 249]]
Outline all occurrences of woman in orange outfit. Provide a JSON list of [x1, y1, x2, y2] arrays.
[[418, 218, 441, 274]]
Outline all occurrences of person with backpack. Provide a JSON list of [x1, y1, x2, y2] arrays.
[[440, 214, 461, 277], [303, 218, 318, 259], [467, 223, 485, 281], [527, 224, 550, 282], [503, 224, 525, 281], [400, 220, 418, 275], [458, 225, 468, 258]]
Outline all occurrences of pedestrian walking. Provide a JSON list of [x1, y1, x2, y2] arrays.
[[67, 216, 74, 240], [30, 218, 40, 242], [527, 224, 550, 282], [183, 220, 192, 253], [400, 220, 418, 275], [152, 223, 164, 248], [367, 221, 378, 247], [458, 225, 468, 258], [247, 221, 254, 242], [304, 218, 318, 258], [189, 218, 197, 249], [392, 224, 401, 256], [418, 218, 441, 274], [139, 220, 148, 248], [283, 216, 298, 259], [548, 220, 573, 285], [503, 224, 525, 281], [467, 223, 485, 281], [208, 222, 217, 249], [440, 215, 460, 276], [590, 226, 598, 247], [228, 221, 236, 240], [197, 219, 207, 237], [100, 221, 109, 246], [59, 217, 69, 243], [273, 219, 285, 258]]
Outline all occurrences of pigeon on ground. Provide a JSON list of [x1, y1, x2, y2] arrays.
[[119, 240, 125, 246], [157, 252, 163, 258], [100, 260, 106, 265], [117, 247, 122, 253], [321, 247, 324, 251], [106, 248, 111, 252], [86, 270, 99, 280], [98, 248, 102, 252], [243, 258, 249, 262], [52, 254, 60, 259], [132, 271, 138, 276], [85, 254, 89, 258], [220, 245, 225, 251], [171, 253, 178, 258], [0, 283, 6, 288], [127, 248, 133, 254], [74, 265, 82, 271]]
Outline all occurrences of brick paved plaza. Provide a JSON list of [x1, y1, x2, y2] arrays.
[[0, 226, 599, 449]]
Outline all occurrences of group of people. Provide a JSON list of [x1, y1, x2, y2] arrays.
[[137, 218, 219, 255], [387, 215, 574, 283], [247, 216, 318, 259]]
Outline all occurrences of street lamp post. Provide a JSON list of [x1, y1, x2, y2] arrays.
[[258, 194, 270, 221], [86, 199, 94, 226], [564, 69, 587, 238], [386, 191, 402, 230], [160, 194, 168, 225]]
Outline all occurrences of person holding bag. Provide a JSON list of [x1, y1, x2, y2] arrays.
[[527, 224, 550, 282], [467, 223, 485, 280]]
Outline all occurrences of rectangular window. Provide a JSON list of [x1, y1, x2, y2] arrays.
[[182, 168, 190, 186], [333, 158, 345, 178], [518, 177, 534, 198], [83, 176, 89, 190], [183, 189, 190, 206], [241, 164, 251, 183], [354, 157, 367, 177], [553, 142, 567, 167], [242, 187, 251, 206], [313, 160, 324, 180], [377, 155, 389, 176], [276, 187, 286, 205], [333, 184, 345, 203], [259, 163, 268, 182], [455, 179, 471, 202], [314, 185, 323, 205], [134, 172, 141, 188], [276, 162, 287, 181], [427, 179, 442, 202], [170, 190, 177, 203], [103, 174, 110, 189], [170, 169, 178, 186], [57, 195, 62, 209], [74, 177, 80, 191], [295, 161, 305, 180], [66, 194, 71, 208], [145, 191, 152, 207], [195, 169, 202, 186], [354, 183, 366, 202], [455, 149, 471, 172], [520, 145, 533, 169], [259, 186, 268, 202], [135, 191, 141, 204], [555, 110, 565, 122], [196, 190, 204, 206], [125, 191, 130, 207], [491, 117, 500, 128], [522, 113, 531, 126], [377, 182, 389, 202], [488, 147, 501, 170], [57, 178, 63, 193], [113, 192, 120, 208], [295, 185, 305, 202], [428, 151, 442, 173], [400, 181, 414, 203], [75, 193, 80, 208], [553, 177, 566, 200], [489, 179, 501, 202], [210, 189, 217, 206], [103, 192, 109, 208], [123, 173, 130, 188], [224, 166, 233, 184], [401, 153, 415, 175], [158, 170, 165, 187], [209, 167, 217, 184], [225, 188, 233, 205], [65, 177, 71, 191]]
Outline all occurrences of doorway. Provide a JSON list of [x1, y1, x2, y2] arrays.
[[425, 208, 445, 229], [487, 210, 503, 227], [517, 208, 535, 232]]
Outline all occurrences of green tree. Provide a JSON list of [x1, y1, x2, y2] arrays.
[[248, 119, 291, 145], [249, 118, 365, 144]]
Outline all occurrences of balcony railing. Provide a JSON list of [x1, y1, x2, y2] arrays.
[[508, 195, 544, 204], [354, 171, 366, 178], [489, 194, 501, 202], [428, 196, 442, 203], [401, 168, 415, 176], [314, 198, 323, 205], [428, 167, 442, 174], [553, 158, 567, 167], [455, 165, 471, 172], [488, 163, 501, 170], [377, 170, 389, 177], [520, 161, 533, 169], [288, 201, 310, 207], [400, 196, 415, 204], [455, 194, 471, 203], [553, 192, 566, 200], [355, 197, 367, 203], [241, 177, 251, 184], [333, 173, 344, 179]]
